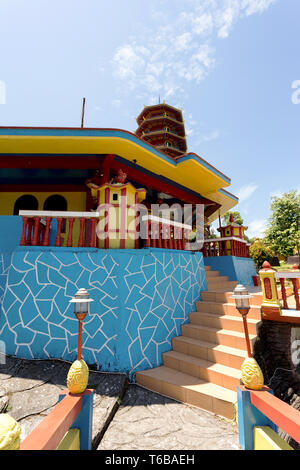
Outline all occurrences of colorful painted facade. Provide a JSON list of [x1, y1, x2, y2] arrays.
[[0, 103, 254, 375]]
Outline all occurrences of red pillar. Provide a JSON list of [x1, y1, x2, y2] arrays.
[[78, 218, 86, 247], [42, 217, 52, 246], [89, 218, 97, 248], [67, 218, 75, 247], [32, 217, 41, 246], [26, 218, 34, 245], [55, 218, 63, 247], [20, 217, 29, 246]]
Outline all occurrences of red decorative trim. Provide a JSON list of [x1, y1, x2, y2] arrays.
[[120, 188, 126, 249], [264, 278, 273, 300], [104, 187, 110, 249]]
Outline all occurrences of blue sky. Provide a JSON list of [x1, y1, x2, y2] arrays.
[[0, 0, 299, 237]]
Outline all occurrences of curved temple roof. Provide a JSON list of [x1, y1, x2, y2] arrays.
[[0, 126, 238, 222]]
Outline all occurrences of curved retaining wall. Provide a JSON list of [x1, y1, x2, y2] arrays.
[[204, 255, 257, 286], [0, 247, 206, 377]]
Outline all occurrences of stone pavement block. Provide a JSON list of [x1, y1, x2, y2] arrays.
[[97, 384, 239, 451], [9, 382, 61, 420], [0, 355, 22, 381], [88, 371, 127, 449]]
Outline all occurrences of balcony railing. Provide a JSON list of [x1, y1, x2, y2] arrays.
[[259, 262, 300, 322], [201, 237, 250, 258], [19, 210, 100, 248], [275, 271, 300, 311], [142, 215, 192, 250]]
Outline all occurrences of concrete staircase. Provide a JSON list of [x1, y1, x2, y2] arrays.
[[136, 265, 262, 420]]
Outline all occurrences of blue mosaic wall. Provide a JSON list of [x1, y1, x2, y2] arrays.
[[0, 247, 206, 377]]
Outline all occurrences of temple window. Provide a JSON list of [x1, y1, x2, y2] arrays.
[[43, 195, 68, 232], [13, 194, 38, 215]]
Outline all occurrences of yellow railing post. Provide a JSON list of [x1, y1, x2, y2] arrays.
[[259, 261, 281, 319]]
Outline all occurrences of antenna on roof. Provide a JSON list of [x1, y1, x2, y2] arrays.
[[81, 97, 86, 128], [158, 95, 160, 104]]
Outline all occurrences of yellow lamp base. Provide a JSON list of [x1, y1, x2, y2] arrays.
[[0, 414, 21, 450], [241, 357, 264, 390], [67, 359, 89, 394]]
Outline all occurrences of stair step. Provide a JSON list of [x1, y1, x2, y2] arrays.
[[206, 281, 238, 291], [205, 270, 220, 278], [204, 265, 211, 271], [201, 290, 263, 306], [189, 312, 259, 335], [163, 350, 241, 391], [136, 366, 236, 419], [181, 323, 256, 351], [196, 301, 261, 320], [206, 275, 229, 283], [172, 336, 247, 369]]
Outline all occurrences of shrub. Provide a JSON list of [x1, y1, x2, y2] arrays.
[[250, 240, 274, 271]]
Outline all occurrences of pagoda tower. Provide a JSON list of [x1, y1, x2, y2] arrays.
[[135, 102, 187, 158]]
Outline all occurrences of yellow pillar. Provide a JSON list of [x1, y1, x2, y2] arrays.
[[259, 262, 281, 312]]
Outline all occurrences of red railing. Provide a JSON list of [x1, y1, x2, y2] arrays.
[[142, 215, 192, 250], [19, 211, 100, 248], [275, 270, 300, 311], [202, 237, 250, 258], [250, 388, 300, 445]]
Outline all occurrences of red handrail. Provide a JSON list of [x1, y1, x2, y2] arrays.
[[250, 389, 300, 444], [20, 393, 82, 450]]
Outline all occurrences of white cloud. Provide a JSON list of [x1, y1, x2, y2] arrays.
[[112, 99, 122, 108], [110, 0, 277, 128], [247, 219, 266, 238], [237, 183, 258, 203]]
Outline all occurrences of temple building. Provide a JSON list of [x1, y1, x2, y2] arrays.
[[0, 103, 257, 419]]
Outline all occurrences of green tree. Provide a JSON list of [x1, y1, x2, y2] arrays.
[[265, 191, 300, 259], [222, 211, 243, 226], [249, 239, 274, 270]]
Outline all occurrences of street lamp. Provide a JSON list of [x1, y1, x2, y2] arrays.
[[69, 288, 94, 360], [231, 284, 264, 390], [231, 284, 253, 358], [67, 288, 94, 395]]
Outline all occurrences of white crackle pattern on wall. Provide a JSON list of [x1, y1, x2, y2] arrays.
[[0, 247, 206, 376]]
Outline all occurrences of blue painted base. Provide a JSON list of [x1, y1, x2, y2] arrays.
[[0, 247, 206, 378], [204, 256, 257, 286]]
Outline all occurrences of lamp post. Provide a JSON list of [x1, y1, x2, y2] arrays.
[[69, 288, 94, 360], [231, 284, 253, 358], [67, 288, 94, 394], [231, 284, 264, 390]]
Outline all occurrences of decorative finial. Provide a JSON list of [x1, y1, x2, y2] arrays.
[[116, 169, 127, 184]]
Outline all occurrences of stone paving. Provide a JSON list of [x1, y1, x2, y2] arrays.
[[0, 355, 239, 450], [97, 384, 239, 450]]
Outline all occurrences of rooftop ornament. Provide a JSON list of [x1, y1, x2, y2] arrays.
[[231, 284, 264, 390], [67, 288, 94, 394]]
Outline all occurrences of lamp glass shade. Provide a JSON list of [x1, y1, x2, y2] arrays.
[[69, 288, 93, 316], [74, 299, 88, 315], [232, 284, 251, 310]]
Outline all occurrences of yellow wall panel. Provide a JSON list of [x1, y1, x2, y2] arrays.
[[56, 428, 80, 450], [254, 426, 293, 450]]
